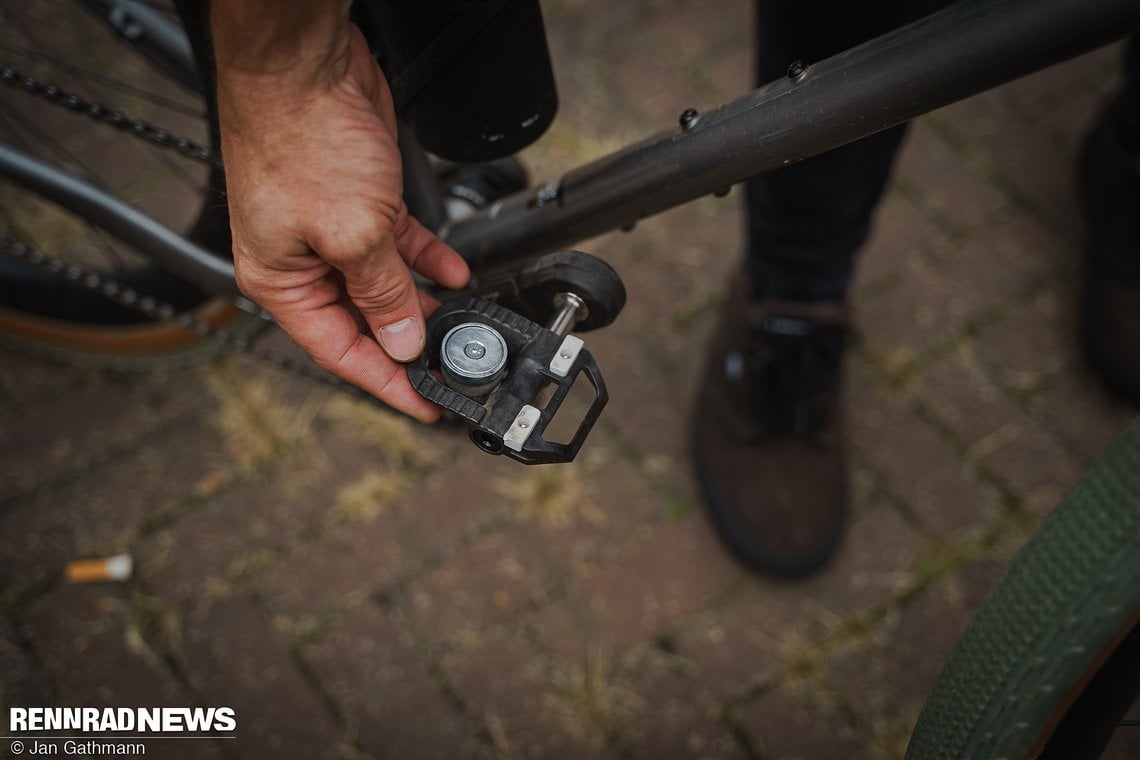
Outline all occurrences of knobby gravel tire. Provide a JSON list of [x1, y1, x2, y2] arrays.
[[906, 420, 1140, 759]]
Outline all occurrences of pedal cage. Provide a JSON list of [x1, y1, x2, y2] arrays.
[[408, 297, 608, 465]]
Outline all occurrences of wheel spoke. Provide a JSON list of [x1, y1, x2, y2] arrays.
[[0, 0, 221, 344]]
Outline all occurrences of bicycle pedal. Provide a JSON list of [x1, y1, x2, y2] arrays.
[[408, 296, 607, 465]]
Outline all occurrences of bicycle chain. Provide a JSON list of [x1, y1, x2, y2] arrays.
[[0, 64, 389, 404], [0, 235, 375, 403], [1, 64, 221, 167]]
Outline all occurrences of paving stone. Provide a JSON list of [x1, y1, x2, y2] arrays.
[[0, 618, 54, 710], [849, 361, 1001, 539], [734, 682, 868, 760], [179, 593, 342, 759], [618, 648, 750, 759], [21, 585, 184, 707], [894, 119, 1010, 234], [826, 554, 1009, 752], [224, 343, 353, 417], [858, 209, 1060, 369], [931, 96, 1080, 230], [255, 513, 409, 623], [912, 350, 1086, 511], [607, 0, 756, 128], [533, 514, 743, 660], [0, 372, 205, 503], [926, 208, 1067, 294], [301, 603, 481, 758], [935, 45, 1123, 226], [400, 522, 558, 653], [394, 447, 513, 555], [852, 189, 949, 296], [994, 44, 1122, 135], [975, 418, 1086, 515], [703, 45, 752, 104], [311, 390, 466, 476], [1033, 371, 1136, 467], [670, 495, 924, 701], [536, 4, 649, 158], [584, 317, 693, 473], [255, 432, 465, 620], [971, 284, 1076, 398], [0, 614, 224, 760], [610, 43, 711, 128], [135, 434, 371, 605], [497, 450, 662, 579], [444, 630, 612, 759], [911, 350, 1023, 448], [641, 0, 751, 77], [622, 199, 742, 340], [0, 351, 89, 421], [966, 288, 1135, 466], [0, 416, 230, 592]]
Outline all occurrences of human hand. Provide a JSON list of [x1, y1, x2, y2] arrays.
[[215, 23, 469, 423]]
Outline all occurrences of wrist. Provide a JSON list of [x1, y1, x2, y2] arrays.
[[212, 0, 352, 101]]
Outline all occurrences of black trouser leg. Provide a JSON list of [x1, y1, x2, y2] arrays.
[[745, 0, 943, 301], [1116, 36, 1140, 150]]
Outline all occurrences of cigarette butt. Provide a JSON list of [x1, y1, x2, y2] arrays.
[[65, 554, 133, 584]]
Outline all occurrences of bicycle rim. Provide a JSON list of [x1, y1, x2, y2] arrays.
[[905, 421, 1140, 759], [0, 0, 247, 366]]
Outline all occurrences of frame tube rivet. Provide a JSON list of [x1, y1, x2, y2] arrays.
[[679, 108, 700, 131]]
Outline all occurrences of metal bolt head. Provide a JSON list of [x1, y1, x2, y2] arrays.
[[787, 60, 807, 81], [464, 341, 486, 360], [679, 108, 700, 130]]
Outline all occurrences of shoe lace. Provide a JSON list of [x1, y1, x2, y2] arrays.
[[746, 315, 846, 436]]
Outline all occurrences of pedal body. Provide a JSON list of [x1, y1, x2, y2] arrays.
[[409, 297, 606, 464]]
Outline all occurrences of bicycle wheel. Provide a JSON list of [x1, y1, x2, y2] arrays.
[[0, 0, 254, 368], [905, 421, 1140, 759]]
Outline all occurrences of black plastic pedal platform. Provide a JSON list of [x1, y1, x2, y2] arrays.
[[408, 297, 607, 465]]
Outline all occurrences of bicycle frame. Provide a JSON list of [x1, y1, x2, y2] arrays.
[[2, 0, 1139, 295]]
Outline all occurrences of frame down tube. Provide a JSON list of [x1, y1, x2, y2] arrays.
[[444, 0, 1140, 272]]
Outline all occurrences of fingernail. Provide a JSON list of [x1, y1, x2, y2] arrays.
[[378, 316, 424, 361]]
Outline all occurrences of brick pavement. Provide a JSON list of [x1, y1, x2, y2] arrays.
[[2, 1, 1139, 758]]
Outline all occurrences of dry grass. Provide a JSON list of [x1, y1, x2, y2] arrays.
[[208, 365, 319, 471], [331, 470, 411, 524], [494, 463, 603, 528], [544, 648, 643, 748], [321, 396, 442, 470]]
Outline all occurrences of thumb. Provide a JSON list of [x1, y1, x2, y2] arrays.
[[341, 248, 427, 363]]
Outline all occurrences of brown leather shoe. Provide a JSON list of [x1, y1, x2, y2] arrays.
[[1079, 101, 1140, 403], [692, 282, 849, 577]]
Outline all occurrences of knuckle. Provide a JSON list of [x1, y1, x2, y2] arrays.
[[312, 212, 397, 266]]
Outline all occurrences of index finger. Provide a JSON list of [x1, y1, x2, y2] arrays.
[[274, 298, 442, 423]]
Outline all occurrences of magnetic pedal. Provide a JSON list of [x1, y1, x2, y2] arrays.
[[409, 250, 624, 465]]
